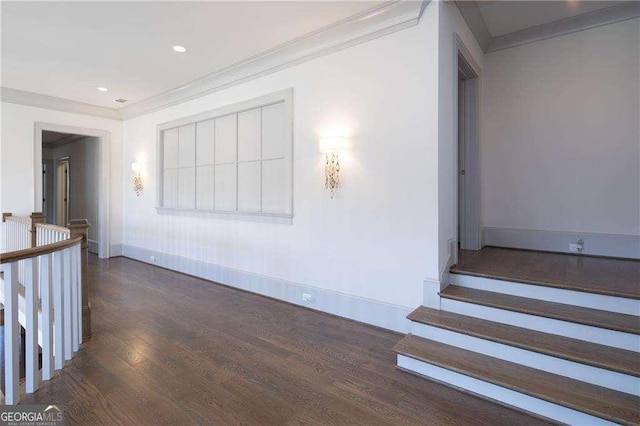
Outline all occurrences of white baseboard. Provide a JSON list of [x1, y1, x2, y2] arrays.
[[423, 278, 441, 309], [121, 244, 412, 333], [109, 244, 123, 257], [482, 227, 640, 259]]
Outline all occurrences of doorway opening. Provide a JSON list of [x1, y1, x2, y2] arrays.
[[456, 51, 481, 253], [36, 124, 109, 258], [54, 156, 70, 227]]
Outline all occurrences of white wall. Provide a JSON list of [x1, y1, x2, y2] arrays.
[[437, 1, 484, 277], [482, 19, 640, 243], [0, 103, 123, 251], [121, 4, 441, 328]]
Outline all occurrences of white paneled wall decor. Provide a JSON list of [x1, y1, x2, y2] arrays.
[[157, 89, 293, 217]]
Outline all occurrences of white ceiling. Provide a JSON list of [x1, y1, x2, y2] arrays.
[[2, 1, 632, 112], [42, 131, 86, 148], [1, 1, 382, 109], [476, 1, 627, 38]]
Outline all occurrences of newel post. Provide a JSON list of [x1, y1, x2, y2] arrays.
[[68, 219, 91, 340], [29, 212, 46, 248]]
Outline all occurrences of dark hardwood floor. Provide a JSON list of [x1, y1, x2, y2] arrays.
[[18, 255, 551, 425], [452, 247, 640, 299]]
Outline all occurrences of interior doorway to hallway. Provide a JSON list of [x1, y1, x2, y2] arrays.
[[456, 52, 481, 252], [41, 129, 101, 255]]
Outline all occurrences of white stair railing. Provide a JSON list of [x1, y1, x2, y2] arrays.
[[0, 212, 89, 405]]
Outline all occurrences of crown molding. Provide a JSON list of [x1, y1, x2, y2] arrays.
[[487, 1, 640, 53], [456, 1, 640, 54], [119, 0, 429, 120], [2, 1, 427, 121], [454, 0, 492, 52], [0, 87, 122, 121]]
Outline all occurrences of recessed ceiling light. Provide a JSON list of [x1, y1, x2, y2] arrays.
[[97, 87, 108, 92], [173, 45, 187, 53]]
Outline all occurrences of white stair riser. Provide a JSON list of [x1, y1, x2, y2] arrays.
[[441, 298, 640, 352], [449, 274, 639, 316], [411, 323, 640, 395], [397, 355, 617, 425]]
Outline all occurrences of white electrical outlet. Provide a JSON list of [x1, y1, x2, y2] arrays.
[[569, 239, 585, 253], [150, 255, 157, 262], [302, 293, 315, 303]]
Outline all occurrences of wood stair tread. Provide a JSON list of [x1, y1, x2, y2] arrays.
[[449, 268, 640, 299], [440, 285, 640, 335], [450, 247, 640, 300], [394, 334, 640, 426], [408, 306, 640, 377]]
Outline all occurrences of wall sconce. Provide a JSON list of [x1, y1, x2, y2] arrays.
[[319, 136, 347, 198], [131, 160, 145, 196]]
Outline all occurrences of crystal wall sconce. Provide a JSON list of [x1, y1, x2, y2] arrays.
[[319, 136, 347, 199], [131, 160, 146, 196]]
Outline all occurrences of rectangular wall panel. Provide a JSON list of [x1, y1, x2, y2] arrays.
[[238, 162, 261, 211], [262, 159, 287, 213], [196, 120, 215, 166], [215, 164, 237, 211], [163, 168, 178, 208], [178, 168, 195, 209], [238, 108, 261, 162], [178, 124, 196, 167], [215, 114, 237, 164], [158, 89, 292, 215], [262, 102, 286, 159], [196, 166, 214, 210], [163, 128, 179, 168]]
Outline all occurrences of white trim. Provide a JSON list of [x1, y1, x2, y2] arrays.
[[155, 207, 293, 225], [453, 1, 492, 52], [34, 122, 111, 259], [109, 244, 123, 257], [441, 298, 640, 352], [452, 35, 482, 259], [156, 89, 293, 217], [1, 87, 121, 121], [423, 277, 442, 309], [410, 323, 640, 395], [450, 273, 640, 316], [482, 227, 640, 259], [119, 1, 429, 119], [397, 354, 617, 425], [1, 2, 427, 121], [121, 244, 412, 333], [455, 1, 640, 54], [487, 2, 640, 53]]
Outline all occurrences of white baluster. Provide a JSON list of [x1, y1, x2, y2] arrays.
[[63, 248, 72, 360], [25, 257, 39, 393], [3, 262, 19, 404], [41, 253, 54, 380], [71, 245, 79, 352], [53, 250, 64, 370], [77, 244, 83, 345]]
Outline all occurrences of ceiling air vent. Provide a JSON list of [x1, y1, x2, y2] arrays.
[[115, 98, 128, 104]]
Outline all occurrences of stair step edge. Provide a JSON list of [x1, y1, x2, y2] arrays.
[[439, 285, 640, 335], [449, 269, 640, 300], [394, 334, 640, 426], [407, 306, 640, 377]]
